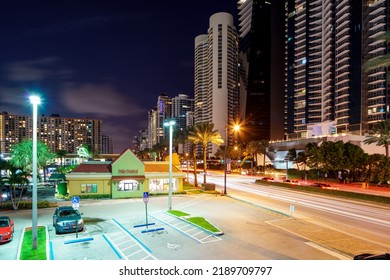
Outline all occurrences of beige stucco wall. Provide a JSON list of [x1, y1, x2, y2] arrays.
[[66, 176, 112, 197]]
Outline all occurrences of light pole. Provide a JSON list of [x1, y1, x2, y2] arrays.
[[164, 120, 175, 210], [223, 124, 240, 195], [30, 95, 41, 249], [185, 153, 189, 182], [285, 159, 288, 180], [223, 125, 228, 195]]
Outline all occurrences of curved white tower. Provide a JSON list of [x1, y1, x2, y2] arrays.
[[194, 12, 239, 155]]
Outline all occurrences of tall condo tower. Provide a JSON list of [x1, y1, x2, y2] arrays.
[[285, 0, 389, 139], [238, 0, 285, 143], [194, 12, 239, 155]]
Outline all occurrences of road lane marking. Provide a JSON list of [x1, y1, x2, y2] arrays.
[[305, 242, 350, 260]]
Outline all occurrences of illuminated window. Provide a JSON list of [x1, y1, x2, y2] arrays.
[[117, 180, 140, 191]]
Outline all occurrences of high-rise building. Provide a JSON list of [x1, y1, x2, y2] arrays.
[[157, 94, 172, 144], [171, 94, 194, 132], [138, 129, 149, 152], [101, 135, 113, 154], [194, 12, 239, 155], [147, 107, 158, 149], [237, 0, 285, 143], [284, 0, 389, 139], [0, 111, 102, 154], [171, 93, 194, 154], [147, 93, 194, 153], [363, 0, 389, 127]]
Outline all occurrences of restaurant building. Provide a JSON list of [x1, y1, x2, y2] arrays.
[[65, 149, 185, 199]]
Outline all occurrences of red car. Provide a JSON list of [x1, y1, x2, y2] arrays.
[[0, 216, 14, 243], [261, 177, 274, 182]]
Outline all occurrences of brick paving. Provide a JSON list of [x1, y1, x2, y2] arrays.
[[267, 217, 390, 258]]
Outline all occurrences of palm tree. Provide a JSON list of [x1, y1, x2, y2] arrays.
[[2, 163, 30, 210], [286, 148, 299, 170], [151, 143, 167, 161], [56, 149, 68, 167], [245, 141, 262, 168], [296, 151, 308, 179], [258, 139, 271, 169], [187, 122, 224, 185], [10, 139, 56, 182], [364, 120, 390, 157]]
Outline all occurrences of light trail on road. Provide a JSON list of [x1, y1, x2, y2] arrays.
[[195, 174, 390, 241]]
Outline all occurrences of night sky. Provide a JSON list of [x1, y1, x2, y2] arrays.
[[0, 0, 237, 153]]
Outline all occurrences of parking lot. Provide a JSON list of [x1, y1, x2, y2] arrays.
[[0, 191, 356, 260]]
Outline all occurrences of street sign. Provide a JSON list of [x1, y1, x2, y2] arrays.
[[143, 192, 149, 204], [72, 196, 80, 209]]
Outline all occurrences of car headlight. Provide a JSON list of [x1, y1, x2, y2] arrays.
[[78, 219, 84, 225]]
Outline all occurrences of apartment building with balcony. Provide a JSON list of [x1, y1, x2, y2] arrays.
[[284, 0, 389, 139], [0, 111, 102, 154]]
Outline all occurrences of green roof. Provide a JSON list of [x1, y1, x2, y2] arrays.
[[49, 173, 66, 181]]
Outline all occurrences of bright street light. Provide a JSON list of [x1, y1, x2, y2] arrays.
[[163, 120, 175, 210], [29, 95, 41, 250]]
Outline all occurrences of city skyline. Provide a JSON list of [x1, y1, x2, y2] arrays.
[[0, 0, 237, 153]]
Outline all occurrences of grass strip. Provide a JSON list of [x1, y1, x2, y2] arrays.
[[186, 217, 221, 233], [19, 226, 47, 260], [168, 210, 221, 233], [168, 210, 190, 217]]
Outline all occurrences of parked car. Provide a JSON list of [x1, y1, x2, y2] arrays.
[[261, 177, 274, 182], [310, 182, 331, 188], [354, 253, 390, 260], [1, 186, 28, 201], [52, 206, 84, 234], [1, 188, 10, 201], [283, 179, 300, 185], [0, 216, 14, 243]]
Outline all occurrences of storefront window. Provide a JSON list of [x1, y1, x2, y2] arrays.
[[117, 180, 140, 191], [149, 178, 177, 192], [81, 183, 98, 193]]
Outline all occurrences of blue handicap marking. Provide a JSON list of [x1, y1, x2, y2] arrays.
[[72, 196, 80, 204], [143, 192, 149, 203]]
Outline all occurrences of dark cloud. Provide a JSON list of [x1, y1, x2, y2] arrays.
[[61, 83, 144, 117], [5, 57, 72, 82]]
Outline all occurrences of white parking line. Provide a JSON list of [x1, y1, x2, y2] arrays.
[[150, 212, 222, 244]]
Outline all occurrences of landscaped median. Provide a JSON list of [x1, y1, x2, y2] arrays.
[[18, 226, 49, 260], [255, 179, 390, 205], [167, 209, 223, 235]]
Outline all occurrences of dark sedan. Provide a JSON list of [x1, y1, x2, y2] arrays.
[[52, 206, 84, 234], [354, 253, 390, 260]]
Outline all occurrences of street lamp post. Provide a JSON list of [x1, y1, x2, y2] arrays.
[[223, 124, 240, 195], [30, 95, 41, 250], [223, 125, 228, 195], [164, 120, 175, 210], [285, 159, 288, 180], [186, 153, 189, 182]]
